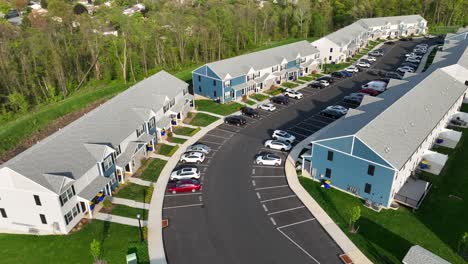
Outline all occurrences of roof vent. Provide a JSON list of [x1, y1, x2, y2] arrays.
[[403, 129, 408, 134], [385, 147, 391, 153], [410, 121, 415, 127]]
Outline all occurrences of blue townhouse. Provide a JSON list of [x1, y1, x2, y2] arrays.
[[302, 35, 468, 210], [192, 40, 320, 103]]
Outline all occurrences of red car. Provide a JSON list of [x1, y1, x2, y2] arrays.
[[359, 88, 381, 96], [167, 179, 201, 194]]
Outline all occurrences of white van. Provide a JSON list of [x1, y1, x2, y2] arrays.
[[361, 81, 387, 92]]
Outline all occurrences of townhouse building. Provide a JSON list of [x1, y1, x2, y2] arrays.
[[303, 34, 468, 210], [0, 71, 194, 234], [312, 15, 427, 63], [192, 41, 320, 103]]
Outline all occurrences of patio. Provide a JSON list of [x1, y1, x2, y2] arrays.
[[418, 150, 448, 175], [435, 128, 462, 148], [450, 111, 468, 128], [394, 177, 431, 209]]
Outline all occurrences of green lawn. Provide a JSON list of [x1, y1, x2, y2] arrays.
[[299, 128, 468, 264], [245, 100, 256, 106], [423, 47, 439, 71], [299, 76, 314, 81], [115, 183, 150, 203], [461, 104, 468, 113], [0, 220, 148, 264], [172, 126, 199, 136], [281, 82, 299, 88], [323, 63, 351, 73], [265, 88, 285, 96], [250, 93, 270, 102], [167, 136, 187, 144], [187, 113, 219, 127], [429, 26, 461, 36], [195, 100, 242, 116], [109, 204, 149, 221], [140, 158, 167, 182], [155, 143, 179, 157]]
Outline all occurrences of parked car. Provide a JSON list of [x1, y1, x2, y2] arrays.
[[413, 47, 427, 53], [255, 153, 282, 166], [224, 115, 247, 126], [320, 108, 346, 119], [343, 93, 364, 105], [401, 62, 419, 68], [361, 81, 387, 92], [284, 89, 303, 99], [345, 65, 359, 73], [359, 88, 381, 96], [368, 50, 384, 57], [167, 179, 201, 194], [376, 78, 390, 84], [416, 43, 429, 48], [272, 130, 296, 143], [360, 58, 372, 65], [241, 107, 259, 118], [316, 76, 334, 83], [385, 72, 403, 79], [406, 57, 421, 63], [397, 66, 415, 73], [356, 61, 371, 68], [331, 71, 346, 78], [170, 166, 200, 181], [270, 95, 289, 105], [319, 80, 330, 87], [384, 41, 395, 44], [258, 103, 276, 112], [326, 105, 348, 115], [340, 70, 353, 77], [450, 117, 467, 127], [264, 140, 292, 151], [187, 143, 211, 154], [180, 151, 205, 164], [405, 53, 422, 59], [364, 56, 377, 62], [308, 81, 326, 89]]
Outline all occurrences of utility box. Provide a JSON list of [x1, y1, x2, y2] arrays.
[[126, 253, 137, 264]]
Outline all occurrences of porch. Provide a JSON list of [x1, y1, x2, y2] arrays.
[[418, 150, 448, 175], [168, 94, 195, 126], [273, 66, 299, 83], [435, 128, 462, 149], [78, 175, 115, 218], [394, 177, 431, 209], [116, 133, 155, 177]]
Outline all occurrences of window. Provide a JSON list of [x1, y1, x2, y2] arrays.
[[364, 183, 372, 194], [40, 214, 47, 224], [330, 48, 333, 52], [64, 211, 72, 225], [102, 155, 114, 172], [325, 168, 331, 178], [224, 80, 231, 87], [170, 98, 176, 107], [329, 56, 332, 61], [115, 145, 122, 156], [163, 104, 170, 113], [59, 186, 75, 206], [198, 86, 201, 92], [272, 65, 278, 72], [214, 91, 217, 97], [198, 75, 201, 82], [183, 88, 188, 95], [213, 80, 216, 86], [148, 117, 156, 131], [315, 54, 319, 59], [110, 174, 117, 185], [368, 165, 375, 176], [254, 71, 260, 78], [34, 195, 42, 206], [0, 208, 6, 218], [327, 151, 334, 161], [136, 124, 145, 137]]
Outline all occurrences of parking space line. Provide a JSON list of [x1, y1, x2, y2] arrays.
[[277, 228, 320, 264], [255, 185, 288, 191], [252, 164, 283, 169], [267, 206, 305, 216], [163, 203, 203, 210], [292, 126, 315, 133], [165, 192, 202, 197], [304, 117, 329, 125], [199, 140, 223, 145], [256, 192, 261, 199], [277, 218, 316, 229], [216, 126, 241, 133], [286, 129, 308, 138], [270, 217, 277, 226], [262, 204, 268, 212], [260, 195, 296, 203], [259, 147, 288, 154], [251, 175, 285, 178], [205, 133, 228, 139], [252, 180, 256, 187]]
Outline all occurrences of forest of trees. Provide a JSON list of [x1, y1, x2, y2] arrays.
[[0, 0, 466, 120]]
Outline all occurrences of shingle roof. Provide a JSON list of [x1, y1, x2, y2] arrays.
[[324, 22, 368, 47], [358, 15, 426, 28], [204, 41, 319, 80], [402, 245, 450, 264], [1, 71, 187, 193]]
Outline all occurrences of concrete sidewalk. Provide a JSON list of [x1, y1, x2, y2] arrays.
[[191, 109, 224, 118], [110, 197, 150, 209], [94, 212, 148, 227], [285, 138, 373, 264], [148, 153, 170, 161], [172, 134, 191, 139], [127, 177, 153, 187]]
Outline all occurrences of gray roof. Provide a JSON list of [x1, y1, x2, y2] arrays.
[[402, 245, 450, 264], [78, 176, 112, 200], [204, 41, 319, 79], [1, 71, 187, 193], [312, 37, 468, 170], [324, 22, 368, 47], [358, 15, 426, 28]]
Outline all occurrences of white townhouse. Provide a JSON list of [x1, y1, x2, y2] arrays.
[[312, 15, 427, 64], [0, 71, 194, 234]]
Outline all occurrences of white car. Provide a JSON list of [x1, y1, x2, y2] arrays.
[[406, 57, 420, 63], [180, 152, 205, 164], [319, 80, 330, 87], [345, 65, 359, 73], [186, 143, 211, 154], [356, 61, 371, 68], [255, 153, 282, 166], [326, 105, 348, 115], [258, 103, 277, 112], [170, 167, 200, 181], [405, 53, 422, 58], [264, 140, 292, 151], [416, 43, 428, 48], [413, 48, 427, 53], [365, 56, 377, 62], [272, 130, 296, 143], [397, 66, 415, 73], [284, 90, 303, 99]]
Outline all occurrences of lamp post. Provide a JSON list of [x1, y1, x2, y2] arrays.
[[137, 214, 143, 242]]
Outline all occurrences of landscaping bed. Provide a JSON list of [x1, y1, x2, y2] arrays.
[[167, 136, 187, 144], [101, 204, 149, 221], [250, 93, 270, 102], [281, 82, 299, 88], [154, 143, 179, 157], [265, 87, 285, 96], [114, 183, 151, 203], [299, 76, 314, 81], [139, 158, 167, 182], [195, 99, 242, 115], [245, 100, 256, 106], [323, 63, 351, 73], [185, 112, 219, 127], [172, 126, 199, 136]]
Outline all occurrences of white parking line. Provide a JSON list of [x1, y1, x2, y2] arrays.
[[252, 180, 256, 187], [292, 126, 315, 133], [259, 147, 288, 154], [252, 168, 256, 174], [256, 192, 262, 199], [252, 164, 283, 169], [255, 185, 289, 191], [277, 228, 320, 264], [199, 196, 203, 202], [205, 133, 228, 139], [262, 204, 268, 212], [163, 203, 203, 210], [270, 217, 277, 226], [251, 175, 285, 178], [304, 117, 329, 125], [165, 192, 202, 197], [260, 195, 296, 203], [267, 206, 305, 216], [199, 140, 223, 145], [277, 218, 316, 229], [286, 129, 309, 138]]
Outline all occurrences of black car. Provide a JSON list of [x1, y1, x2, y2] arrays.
[[240, 107, 259, 118], [320, 109, 345, 119], [331, 71, 346, 78], [316, 76, 334, 83], [224, 115, 247, 126], [270, 95, 289, 105], [308, 81, 325, 89], [385, 72, 403, 79], [385, 41, 395, 45], [343, 95, 363, 105], [401, 62, 419, 68]]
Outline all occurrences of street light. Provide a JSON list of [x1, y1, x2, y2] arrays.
[[136, 214, 143, 242]]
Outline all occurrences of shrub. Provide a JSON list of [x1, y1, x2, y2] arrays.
[[102, 197, 112, 209]]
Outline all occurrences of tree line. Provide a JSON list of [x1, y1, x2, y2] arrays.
[[0, 0, 466, 120]]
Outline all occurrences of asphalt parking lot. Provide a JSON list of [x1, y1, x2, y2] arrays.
[[162, 38, 435, 264]]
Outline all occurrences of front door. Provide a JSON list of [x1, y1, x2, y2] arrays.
[[80, 202, 86, 213]]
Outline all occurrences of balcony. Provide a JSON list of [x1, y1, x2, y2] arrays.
[[394, 177, 431, 209]]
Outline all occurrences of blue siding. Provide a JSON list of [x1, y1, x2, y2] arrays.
[[352, 138, 392, 168], [316, 136, 353, 154], [235, 90, 243, 97], [103, 163, 117, 178], [192, 73, 223, 100], [206, 66, 220, 79], [193, 66, 206, 75], [287, 60, 298, 68], [230, 75, 246, 87], [311, 144, 396, 207]]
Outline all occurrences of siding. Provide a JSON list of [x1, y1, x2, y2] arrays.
[[352, 137, 393, 168], [206, 66, 220, 79], [230, 75, 246, 86], [287, 60, 298, 68], [316, 136, 353, 154], [192, 74, 223, 99], [193, 65, 207, 75]]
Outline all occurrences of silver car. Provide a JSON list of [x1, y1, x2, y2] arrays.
[[170, 167, 201, 181], [187, 143, 211, 154]]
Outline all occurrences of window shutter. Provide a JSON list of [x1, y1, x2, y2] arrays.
[[59, 196, 64, 206], [64, 216, 69, 225], [71, 186, 76, 195], [76, 203, 80, 213], [101, 162, 105, 173]]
